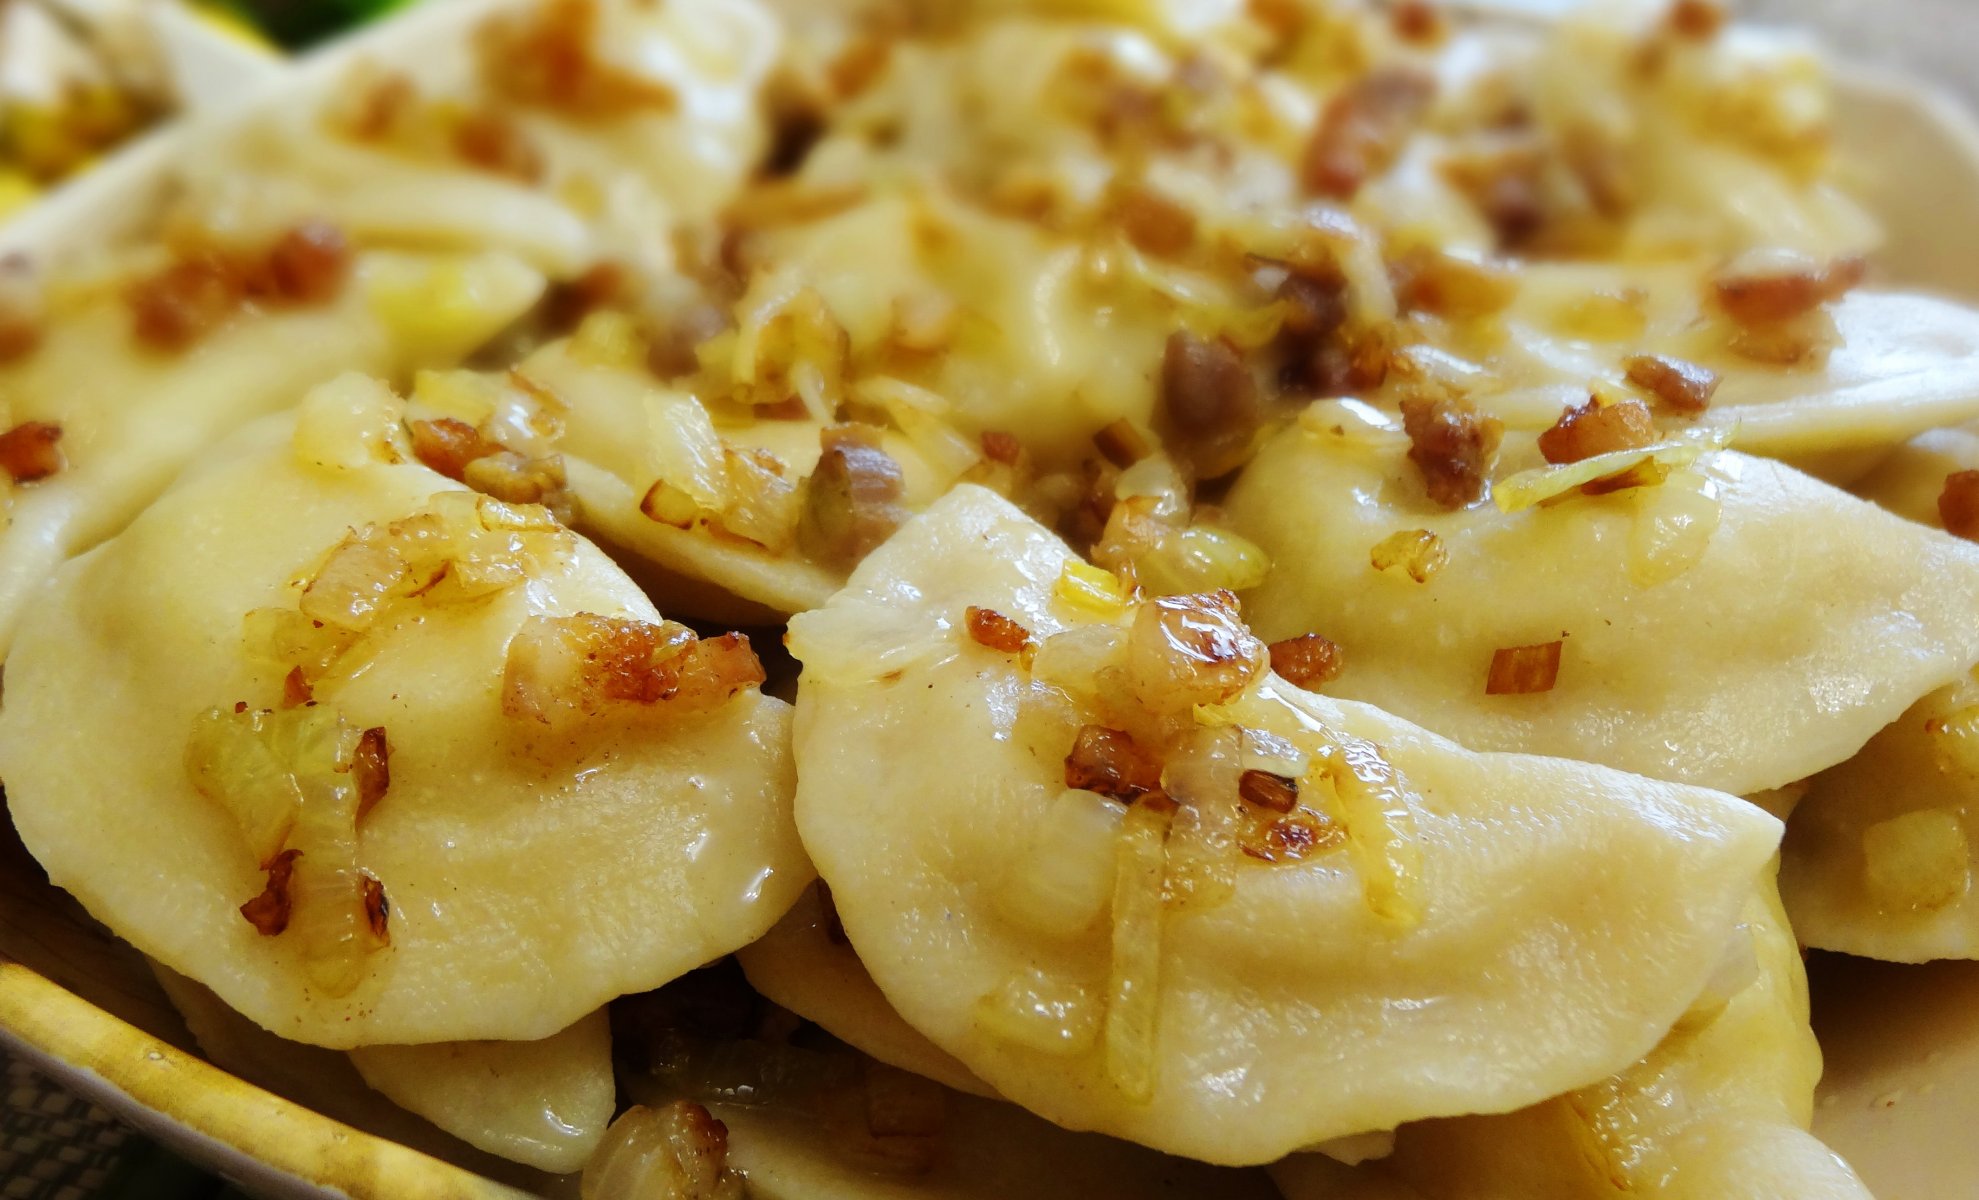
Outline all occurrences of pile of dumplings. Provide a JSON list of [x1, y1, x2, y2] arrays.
[[3, 0, 1977, 1194]]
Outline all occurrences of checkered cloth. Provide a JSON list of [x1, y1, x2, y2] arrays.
[[0, 1059, 138, 1200]]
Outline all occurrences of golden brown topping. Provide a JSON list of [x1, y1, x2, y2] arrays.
[[1092, 418, 1153, 469], [0, 420, 64, 483], [1064, 725, 1163, 801], [501, 614, 763, 725], [1941, 471, 1979, 541], [828, 34, 895, 100], [542, 262, 634, 336], [128, 257, 245, 351], [409, 418, 504, 480], [1237, 769, 1299, 813], [352, 727, 390, 821], [1391, 248, 1517, 319], [480, 0, 679, 118], [1538, 395, 1656, 464], [240, 849, 300, 936], [1369, 529, 1447, 583], [281, 666, 313, 709], [981, 431, 1023, 466], [0, 310, 41, 365], [1125, 590, 1266, 714], [1400, 396, 1501, 508], [1268, 633, 1343, 689], [1302, 68, 1435, 199], [1113, 183, 1197, 257], [1485, 641, 1563, 695], [1440, 141, 1548, 249], [1241, 812, 1345, 863], [1666, 0, 1727, 39], [1159, 331, 1259, 480], [582, 1102, 744, 1200], [453, 109, 546, 182], [1391, 0, 1447, 44], [1711, 251, 1865, 326], [261, 222, 352, 305], [1623, 353, 1719, 414], [965, 606, 1034, 655], [798, 425, 909, 568], [361, 874, 391, 943], [338, 72, 417, 142]]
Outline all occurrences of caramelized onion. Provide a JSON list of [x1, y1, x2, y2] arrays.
[[1390, 248, 1516, 319], [1315, 735, 1423, 925], [1667, 0, 1727, 38], [580, 1102, 744, 1200], [409, 418, 504, 481], [480, 0, 680, 118], [1940, 471, 1979, 541], [1125, 591, 1266, 715], [240, 849, 300, 936], [502, 615, 762, 725], [453, 108, 546, 182], [1485, 641, 1563, 695], [1159, 331, 1258, 479], [1093, 418, 1152, 469], [1238, 769, 1299, 814], [798, 425, 908, 568], [1302, 68, 1435, 199], [1538, 395, 1657, 465], [1400, 396, 1500, 509], [1064, 725, 1163, 801], [128, 257, 244, 351], [1711, 250, 1864, 326], [1623, 354, 1718, 414], [352, 727, 390, 820], [0, 420, 63, 483], [1105, 795, 1174, 1104], [1113, 184, 1197, 257], [1268, 633, 1344, 689], [261, 223, 352, 305], [965, 606, 1034, 655], [1369, 529, 1447, 583]]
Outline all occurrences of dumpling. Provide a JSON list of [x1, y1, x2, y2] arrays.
[[1270, 877, 1872, 1200], [349, 1011, 615, 1173], [1850, 423, 1979, 528], [0, 376, 810, 1048], [1780, 672, 1979, 961], [785, 484, 1778, 1164], [737, 883, 995, 1098], [1225, 414, 1979, 796]]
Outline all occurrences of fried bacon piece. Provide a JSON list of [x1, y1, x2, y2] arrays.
[[1400, 396, 1501, 508], [0, 420, 64, 483], [1711, 252, 1865, 326], [798, 425, 909, 568], [1537, 395, 1657, 465], [240, 849, 301, 936], [1623, 354, 1718, 414], [502, 614, 764, 724], [260, 222, 352, 305], [965, 607, 1034, 654], [1485, 641, 1563, 695], [1940, 471, 1979, 541], [1064, 725, 1163, 801], [1302, 68, 1435, 199], [1268, 633, 1343, 689], [1159, 331, 1259, 479], [128, 258, 245, 351]]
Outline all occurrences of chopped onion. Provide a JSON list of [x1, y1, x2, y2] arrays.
[[1485, 641, 1563, 696], [1160, 727, 1243, 911], [1123, 591, 1266, 716], [502, 614, 758, 725], [1063, 726, 1163, 802], [1368, 529, 1446, 584], [300, 539, 409, 632], [1493, 430, 1728, 513], [964, 607, 1034, 655], [1052, 560, 1132, 618], [1267, 633, 1344, 691], [1862, 809, 1972, 914], [1627, 468, 1721, 587], [1031, 623, 1130, 702], [241, 607, 359, 683], [1134, 526, 1272, 597], [1312, 735, 1424, 927], [1105, 795, 1174, 1104], [709, 448, 799, 553], [973, 967, 1101, 1057], [580, 1102, 744, 1200], [994, 789, 1126, 939]]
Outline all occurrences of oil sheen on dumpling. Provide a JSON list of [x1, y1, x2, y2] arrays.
[[0, 379, 809, 1048], [348, 1010, 614, 1173], [785, 485, 1779, 1165], [1271, 877, 1871, 1200], [1225, 415, 1979, 797], [1780, 672, 1979, 962]]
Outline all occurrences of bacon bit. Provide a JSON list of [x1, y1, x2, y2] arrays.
[[1302, 68, 1436, 199], [1623, 354, 1718, 414], [352, 727, 390, 821], [0, 420, 63, 483], [965, 607, 1034, 655], [1114, 184, 1197, 257], [261, 223, 352, 305], [1064, 725, 1163, 801], [1242, 812, 1345, 863], [981, 431, 1023, 466], [1277, 272, 1348, 343], [1091, 419, 1151, 470], [1486, 641, 1562, 695], [1391, 0, 1447, 44], [463, 451, 571, 516], [281, 667, 314, 708], [1711, 252, 1865, 326], [1268, 633, 1343, 689], [240, 849, 300, 936], [480, 0, 678, 117], [408, 418, 504, 480], [1370, 529, 1447, 583], [361, 874, 391, 943], [453, 108, 546, 183], [798, 425, 909, 568], [1440, 140, 1549, 249], [1400, 396, 1501, 509], [128, 257, 245, 351], [502, 614, 763, 724], [1391, 248, 1518, 319], [1666, 0, 1726, 39], [1238, 769, 1299, 813], [1160, 331, 1259, 480], [1538, 395, 1656, 465], [1940, 471, 1979, 541]]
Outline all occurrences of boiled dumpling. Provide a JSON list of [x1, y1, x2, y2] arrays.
[[0, 376, 809, 1048], [1225, 414, 1979, 796], [1270, 878, 1872, 1200], [786, 484, 1778, 1165]]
